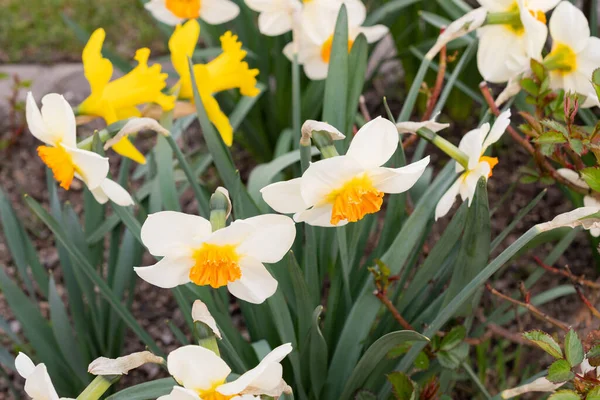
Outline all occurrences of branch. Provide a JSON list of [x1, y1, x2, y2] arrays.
[[374, 290, 414, 331], [485, 283, 570, 332], [574, 284, 600, 320], [533, 256, 600, 289]]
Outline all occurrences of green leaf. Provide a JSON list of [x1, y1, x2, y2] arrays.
[[541, 120, 569, 136], [547, 359, 575, 383], [581, 167, 600, 192], [548, 390, 581, 400], [364, 0, 419, 25], [339, 331, 429, 400], [587, 345, 600, 366], [520, 78, 539, 96], [523, 330, 563, 358], [323, 4, 349, 135], [414, 351, 430, 371], [531, 59, 547, 81], [437, 343, 469, 370], [387, 372, 417, 400], [345, 33, 368, 137], [570, 139, 584, 155], [105, 378, 176, 400], [310, 306, 328, 398], [587, 387, 600, 400], [592, 68, 600, 101], [536, 131, 568, 144], [565, 329, 584, 367], [387, 343, 412, 359], [440, 326, 466, 351], [354, 390, 377, 400]]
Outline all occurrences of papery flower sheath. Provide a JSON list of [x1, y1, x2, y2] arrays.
[[435, 110, 511, 220], [544, 1, 600, 107], [283, 0, 388, 80], [261, 117, 430, 227], [159, 344, 292, 400], [135, 212, 295, 304], [15, 353, 75, 400], [145, 0, 239, 26], [26, 92, 134, 206], [169, 20, 260, 146], [77, 28, 175, 164]]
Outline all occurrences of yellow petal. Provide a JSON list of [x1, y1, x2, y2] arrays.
[[82, 28, 113, 95], [169, 19, 201, 100], [202, 93, 233, 146], [111, 136, 147, 164]]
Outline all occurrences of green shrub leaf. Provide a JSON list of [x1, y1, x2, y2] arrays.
[[523, 330, 563, 359], [565, 329, 584, 367], [547, 359, 574, 383]]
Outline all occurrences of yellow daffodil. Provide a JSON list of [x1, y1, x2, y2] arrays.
[[145, 0, 239, 26], [261, 117, 430, 227], [16, 353, 75, 400], [435, 111, 511, 220], [77, 28, 176, 164], [159, 344, 292, 400], [169, 19, 260, 146]]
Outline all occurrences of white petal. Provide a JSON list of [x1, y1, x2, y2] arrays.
[[158, 386, 201, 400], [368, 156, 430, 193], [482, 110, 511, 150], [396, 115, 449, 134], [15, 353, 36, 379], [301, 156, 364, 206], [104, 118, 169, 151], [527, 0, 560, 12], [426, 8, 487, 60], [227, 257, 278, 304], [549, 1, 590, 53], [235, 214, 296, 263], [537, 207, 600, 232], [218, 344, 292, 396], [301, 120, 345, 141], [24, 364, 60, 400], [261, 178, 309, 214], [435, 178, 461, 220], [460, 163, 490, 205], [356, 25, 388, 43], [91, 179, 134, 206], [201, 0, 240, 24], [346, 117, 399, 169], [41, 93, 77, 148], [294, 204, 349, 227], [141, 211, 212, 257], [167, 345, 231, 392], [191, 300, 221, 339], [144, 0, 184, 25], [258, 10, 294, 36], [584, 196, 600, 208], [500, 376, 564, 398], [479, 0, 514, 11], [558, 168, 589, 189], [88, 351, 164, 376], [26, 93, 55, 146], [303, 56, 329, 81], [134, 255, 194, 289], [477, 26, 525, 83], [458, 126, 487, 171], [65, 146, 109, 190], [519, 0, 548, 61]]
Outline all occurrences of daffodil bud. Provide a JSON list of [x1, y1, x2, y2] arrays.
[[300, 120, 345, 145], [210, 187, 232, 231], [192, 300, 222, 355], [88, 351, 164, 376]]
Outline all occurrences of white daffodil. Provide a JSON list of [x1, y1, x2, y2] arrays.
[[159, 344, 293, 400], [15, 353, 75, 400], [477, 0, 558, 83], [426, 7, 488, 60], [145, 0, 239, 26], [26, 92, 134, 207], [396, 113, 450, 134], [435, 110, 511, 220], [556, 168, 600, 236], [544, 1, 600, 108], [244, 0, 302, 36], [283, 0, 388, 80], [261, 117, 430, 227], [134, 212, 295, 304]]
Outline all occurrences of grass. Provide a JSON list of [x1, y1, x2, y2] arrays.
[[0, 0, 166, 63]]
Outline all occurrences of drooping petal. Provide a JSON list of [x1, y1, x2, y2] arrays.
[[435, 178, 461, 220], [141, 211, 212, 257], [65, 146, 109, 190], [227, 257, 277, 304], [458, 125, 487, 171], [167, 345, 231, 392], [24, 364, 60, 400], [261, 178, 308, 214], [477, 25, 525, 83], [426, 7, 487, 60], [482, 110, 511, 151], [346, 117, 399, 169], [134, 255, 195, 288], [200, 0, 240, 24], [537, 207, 600, 232], [396, 114, 449, 134], [557, 168, 589, 189], [301, 120, 345, 141], [235, 214, 296, 263], [191, 300, 221, 339], [549, 1, 590, 53], [145, 0, 185, 25], [300, 156, 364, 207], [218, 343, 293, 396], [90, 178, 135, 206], [368, 156, 430, 193], [294, 204, 348, 228], [15, 353, 36, 379], [157, 386, 200, 400]]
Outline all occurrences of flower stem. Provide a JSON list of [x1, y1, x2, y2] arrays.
[[209, 190, 229, 232], [485, 10, 520, 26], [312, 131, 340, 159], [416, 127, 469, 169], [76, 375, 120, 400]]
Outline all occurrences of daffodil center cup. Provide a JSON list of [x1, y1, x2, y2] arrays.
[[197, 382, 233, 400], [37, 145, 78, 190], [166, 0, 201, 19], [190, 243, 241, 288], [327, 174, 384, 225], [320, 35, 354, 63], [480, 156, 499, 178], [543, 43, 578, 74]]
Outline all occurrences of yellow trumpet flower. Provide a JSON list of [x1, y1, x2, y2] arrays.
[[169, 19, 260, 146], [78, 28, 176, 164]]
